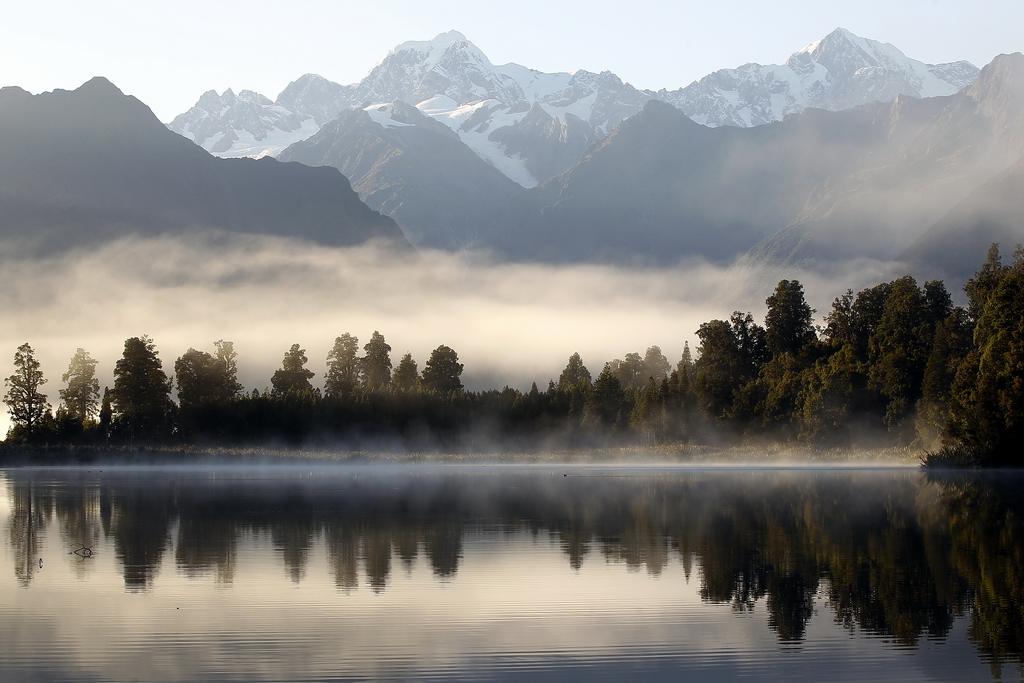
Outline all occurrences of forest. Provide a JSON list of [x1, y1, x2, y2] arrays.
[[4, 244, 1024, 467]]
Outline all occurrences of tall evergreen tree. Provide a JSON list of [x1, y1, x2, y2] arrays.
[[3, 343, 50, 440], [421, 345, 464, 394], [916, 308, 972, 448], [392, 352, 419, 392], [731, 311, 769, 373], [630, 376, 663, 442], [948, 247, 1024, 463], [964, 243, 1007, 323], [557, 352, 592, 391], [585, 363, 626, 427], [642, 346, 671, 382], [271, 344, 315, 396], [98, 387, 112, 440], [175, 341, 242, 408], [676, 343, 694, 380], [611, 352, 646, 391], [764, 280, 816, 357], [324, 333, 360, 397], [867, 276, 931, 435], [59, 348, 99, 424], [361, 331, 393, 391], [214, 340, 243, 398], [693, 319, 744, 420], [111, 336, 173, 442]]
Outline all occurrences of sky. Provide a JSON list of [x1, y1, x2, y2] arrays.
[[2, 0, 1022, 123]]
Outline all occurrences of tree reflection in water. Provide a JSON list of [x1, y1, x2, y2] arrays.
[[3, 466, 1023, 672]]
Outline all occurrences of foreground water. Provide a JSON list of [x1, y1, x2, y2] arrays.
[[1, 464, 1022, 682]]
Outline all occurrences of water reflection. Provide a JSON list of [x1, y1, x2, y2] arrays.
[[3, 465, 1023, 678]]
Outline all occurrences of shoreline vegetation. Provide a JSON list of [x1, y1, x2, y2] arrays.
[[5, 244, 1024, 470]]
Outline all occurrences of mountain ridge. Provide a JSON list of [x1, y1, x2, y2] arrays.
[[741, 52, 1024, 276], [0, 77, 406, 255], [169, 28, 978, 188]]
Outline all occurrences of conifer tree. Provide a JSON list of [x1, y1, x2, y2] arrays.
[[3, 343, 50, 439], [585, 363, 626, 427], [59, 348, 99, 424], [764, 280, 816, 357], [111, 336, 173, 442], [947, 247, 1024, 463], [392, 352, 419, 392], [361, 331, 393, 391], [642, 346, 671, 382], [421, 345, 464, 394], [175, 342, 242, 408], [324, 334, 360, 397], [271, 344, 315, 396], [557, 352, 592, 391], [611, 352, 645, 391]]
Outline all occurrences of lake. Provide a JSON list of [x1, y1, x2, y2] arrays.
[[1, 463, 1022, 682]]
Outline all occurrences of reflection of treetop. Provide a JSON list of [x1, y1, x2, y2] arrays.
[[5, 470, 1024, 661]]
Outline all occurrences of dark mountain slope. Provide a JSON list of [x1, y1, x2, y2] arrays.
[[900, 156, 1024, 283], [0, 77, 405, 254], [489, 100, 889, 264], [745, 53, 1024, 270], [279, 101, 522, 250]]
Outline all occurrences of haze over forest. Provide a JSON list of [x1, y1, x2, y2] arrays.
[[1, 25, 1023, 453]]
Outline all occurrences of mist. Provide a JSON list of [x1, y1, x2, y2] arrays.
[[0, 233, 895, 431]]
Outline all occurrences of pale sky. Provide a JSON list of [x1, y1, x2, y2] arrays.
[[2, 0, 1021, 122]]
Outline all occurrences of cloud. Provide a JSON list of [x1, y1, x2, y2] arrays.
[[0, 233, 893, 430]]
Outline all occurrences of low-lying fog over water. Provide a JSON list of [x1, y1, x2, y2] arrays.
[[2, 464, 1022, 681], [0, 235, 898, 430]]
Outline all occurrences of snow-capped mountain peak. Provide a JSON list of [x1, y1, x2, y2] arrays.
[[382, 29, 473, 69], [658, 27, 979, 126], [169, 28, 981, 183], [354, 31, 524, 108]]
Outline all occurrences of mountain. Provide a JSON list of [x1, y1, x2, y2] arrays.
[[278, 100, 523, 250], [170, 29, 977, 189], [899, 54, 1024, 281], [170, 31, 647, 188], [657, 28, 978, 127], [899, 157, 1024, 283], [484, 99, 890, 264], [744, 52, 1024, 274], [0, 78, 405, 254]]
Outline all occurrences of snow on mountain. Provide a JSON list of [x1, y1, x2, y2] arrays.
[[276, 73, 355, 126], [169, 28, 979, 184], [168, 88, 318, 158], [657, 28, 979, 127]]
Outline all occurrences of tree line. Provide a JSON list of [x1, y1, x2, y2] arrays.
[[5, 244, 1024, 464]]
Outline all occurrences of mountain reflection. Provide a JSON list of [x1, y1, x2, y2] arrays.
[[3, 466, 1023, 669]]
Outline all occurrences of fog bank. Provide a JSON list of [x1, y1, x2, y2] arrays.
[[0, 234, 894, 430]]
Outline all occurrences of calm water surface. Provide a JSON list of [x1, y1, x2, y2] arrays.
[[1, 464, 1022, 682]]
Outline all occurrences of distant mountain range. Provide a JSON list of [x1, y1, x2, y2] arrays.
[[168, 28, 985, 254], [170, 28, 977, 188], [0, 78, 404, 255], [489, 52, 1024, 283], [743, 51, 1024, 282], [3, 30, 1022, 290]]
